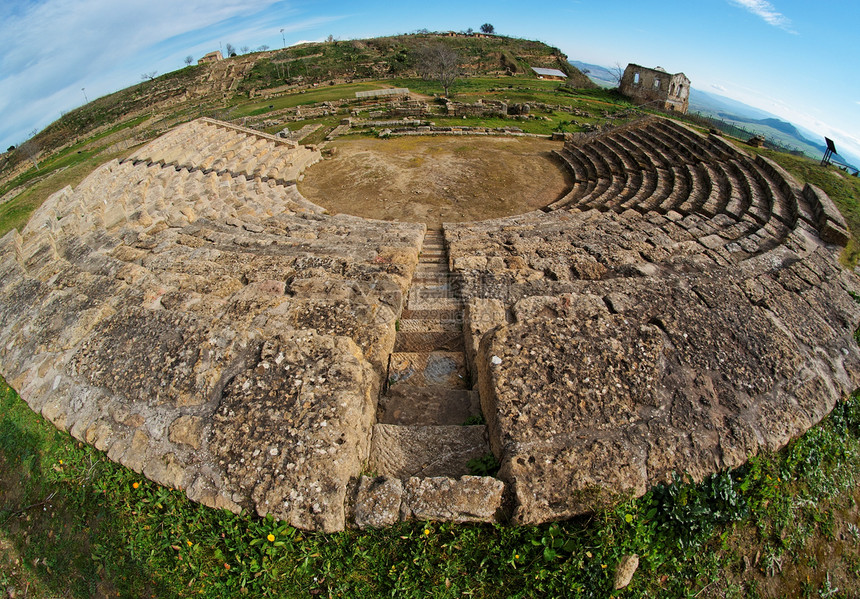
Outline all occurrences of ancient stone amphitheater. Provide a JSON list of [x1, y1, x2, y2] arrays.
[[1, 116, 858, 532]]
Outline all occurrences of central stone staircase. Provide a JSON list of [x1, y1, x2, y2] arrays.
[[368, 229, 489, 478]]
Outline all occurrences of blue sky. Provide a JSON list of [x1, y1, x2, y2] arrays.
[[1, 0, 858, 162]]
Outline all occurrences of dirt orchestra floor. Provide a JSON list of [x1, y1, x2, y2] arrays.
[[298, 135, 573, 227]]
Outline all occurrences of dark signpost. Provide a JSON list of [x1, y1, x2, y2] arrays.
[[821, 137, 838, 167]]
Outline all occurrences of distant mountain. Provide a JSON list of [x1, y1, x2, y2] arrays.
[[687, 89, 773, 121], [688, 90, 857, 164], [572, 60, 860, 168], [568, 61, 617, 88]]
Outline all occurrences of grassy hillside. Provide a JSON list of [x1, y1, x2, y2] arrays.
[[238, 34, 594, 92], [0, 33, 593, 188]]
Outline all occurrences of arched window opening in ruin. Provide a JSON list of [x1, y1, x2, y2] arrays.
[[633, 72, 640, 85], [654, 78, 660, 90]]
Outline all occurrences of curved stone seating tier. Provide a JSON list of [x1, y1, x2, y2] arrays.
[[130, 118, 320, 185], [1, 115, 858, 531], [0, 119, 432, 532], [444, 116, 860, 524]]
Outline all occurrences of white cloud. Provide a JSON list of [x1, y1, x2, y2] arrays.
[[728, 0, 795, 32], [0, 0, 321, 149], [711, 84, 727, 92]]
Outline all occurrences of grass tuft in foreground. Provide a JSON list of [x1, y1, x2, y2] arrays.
[[1, 376, 859, 597]]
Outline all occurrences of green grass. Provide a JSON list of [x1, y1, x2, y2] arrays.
[[0, 115, 149, 200], [228, 82, 383, 119], [2, 373, 859, 598]]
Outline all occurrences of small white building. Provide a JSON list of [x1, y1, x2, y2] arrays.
[[531, 67, 568, 81], [198, 51, 224, 65]]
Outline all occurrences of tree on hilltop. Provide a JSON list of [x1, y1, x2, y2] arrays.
[[416, 44, 460, 97], [225, 43, 236, 57], [140, 71, 157, 82], [18, 130, 40, 171], [184, 55, 193, 66], [480, 23, 495, 34]]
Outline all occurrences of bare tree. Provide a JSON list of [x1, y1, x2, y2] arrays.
[[225, 43, 236, 57], [611, 62, 625, 87], [184, 55, 194, 66], [240, 45, 249, 54], [258, 44, 270, 52], [415, 44, 460, 97], [141, 71, 158, 82], [480, 23, 495, 34], [19, 131, 40, 171]]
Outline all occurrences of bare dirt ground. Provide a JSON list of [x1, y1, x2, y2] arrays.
[[297, 135, 573, 226]]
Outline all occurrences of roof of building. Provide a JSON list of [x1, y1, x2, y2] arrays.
[[531, 67, 567, 78], [355, 88, 410, 99]]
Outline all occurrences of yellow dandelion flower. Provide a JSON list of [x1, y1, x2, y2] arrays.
[[187, 540, 193, 546], [132, 482, 139, 489], [224, 563, 231, 570], [515, 554, 520, 560], [424, 529, 430, 535], [267, 533, 275, 542]]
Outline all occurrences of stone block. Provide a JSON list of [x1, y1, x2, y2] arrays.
[[354, 476, 403, 529], [401, 476, 504, 523]]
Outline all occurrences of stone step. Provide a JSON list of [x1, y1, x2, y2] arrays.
[[413, 266, 452, 278], [397, 318, 462, 333], [393, 330, 465, 352], [388, 351, 468, 388], [368, 424, 490, 478], [407, 284, 462, 305], [412, 270, 458, 281], [405, 295, 461, 311], [377, 385, 479, 425], [401, 309, 461, 322]]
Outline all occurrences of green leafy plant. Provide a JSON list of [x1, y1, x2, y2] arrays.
[[466, 452, 499, 476]]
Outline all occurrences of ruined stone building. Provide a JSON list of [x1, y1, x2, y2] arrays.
[[619, 64, 690, 114]]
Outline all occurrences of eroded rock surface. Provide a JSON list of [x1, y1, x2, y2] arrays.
[[451, 117, 860, 524], [1, 115, 858, 530], [0, 119, 423, 531]]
